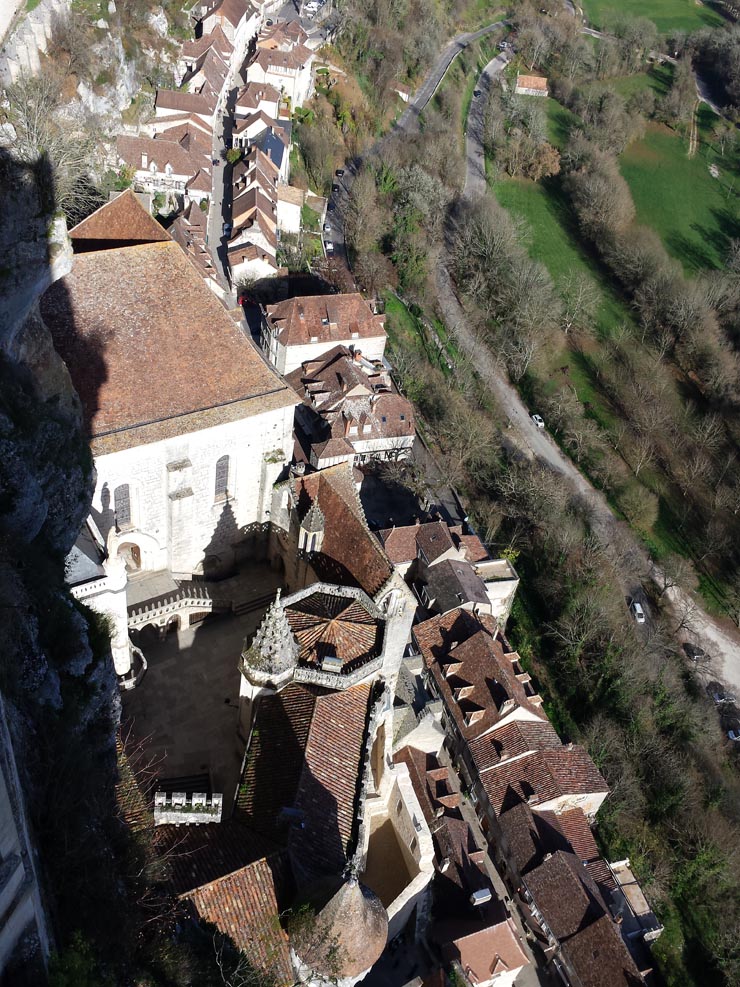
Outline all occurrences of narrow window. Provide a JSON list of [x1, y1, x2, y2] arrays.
[[114, 484, 132, 528], [215, 455, 229, 500]]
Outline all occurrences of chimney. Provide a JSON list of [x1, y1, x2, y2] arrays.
[[141, 152, 148, 168], [353, 349, 362, 363]]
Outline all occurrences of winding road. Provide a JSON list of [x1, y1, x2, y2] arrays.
[[435, 46, 740, 695]]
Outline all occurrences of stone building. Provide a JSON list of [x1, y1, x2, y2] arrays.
[[43, 192, 298, 678], [286, 347, 416, 469], [261, 292, 387, 375]]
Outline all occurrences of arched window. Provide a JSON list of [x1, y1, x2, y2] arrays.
[[215, 455, 229, 500], [114, 484, 132, 529]]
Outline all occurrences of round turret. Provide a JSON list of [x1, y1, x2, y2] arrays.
[[291, 875, 388, 981]]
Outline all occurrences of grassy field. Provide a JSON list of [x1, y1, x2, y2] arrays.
[[544, 97, 580, 150], [620, 107, 739, 273], [580, 0, 724, 34]]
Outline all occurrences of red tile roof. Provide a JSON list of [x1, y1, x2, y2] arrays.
[[562, 912, 645, 987], [468, 719, 562, 774], [69, 189, 170, 249], [265, 292, 385, 348], [155, 88, 216, 115], [236, 81, 281, 109], [293, 464, 393, 597], [184, 853, 293, 983], [440, 917, 529, 984], [285, 590, 383, 668], [414, 609, 546, 743], [236, 682, 372, 882], [481, 747, 608, 817], [40, 240, 298, 453]]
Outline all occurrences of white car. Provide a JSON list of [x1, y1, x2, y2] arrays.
[[325, 241, 334, 254], [531, 414, 545, 429], [630, 601, 646, 624]]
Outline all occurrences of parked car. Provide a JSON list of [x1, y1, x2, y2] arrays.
[[714, 691, 738, 705], [327, 201, 335, 211], [331, 183, 340, 192], [212, 158, 220, 166], [325, 241, 334, 254], [629, 600, 646, 624], [531, 413, 545, 429], [497, 40, 510, 50], [335, 168, 345, 177], [222, 221, 232, 237], [683, 642, 710, 663], [729, 730, 740, 742], [473, 89, 482, 98]]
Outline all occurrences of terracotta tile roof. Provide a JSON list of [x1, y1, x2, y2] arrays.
[[237, 682, 372, 883], [293, 463, 393, 597], [482, 746, 608, 817], [414, 609, 546, 743], [525, 850, 605, 941], [204, 0, 255, 28], [378, 524, 420, 565], [287, 347, 415, 460], [498, 802, 610, 880], [254, 44, 312, 73], [516, 74, 548, 91], [155, 88, 216, 115], [277, 184, 305, 206], [468, 719, 562, 774], [236, 81, 281, 109], [284, 590, 384, 667], [153, 820, 282, 895], [153, 112, 214, 137], [182, 24, 233, 60], [450, 527, 490, 563], [290, 683, 372, 881], [184, 853, 293, 983], [562, 912, 646, 987], [69, 189, 170, 249], [116, 132, 210, 181], [258, 20, 309, 49], [555, 808, 617, 895], [265, 292, 386, 348], [395, 747, 463, 826], [439, 917, 529, 984], [227, 242, 279, 270], [416, 521, 456, 563], [40, 240, 298, 453]]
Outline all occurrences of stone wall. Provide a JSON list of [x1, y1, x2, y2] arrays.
[[93, 403, 295, 578]]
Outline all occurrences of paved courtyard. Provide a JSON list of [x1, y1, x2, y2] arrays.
[[123, 563, 283, 813]]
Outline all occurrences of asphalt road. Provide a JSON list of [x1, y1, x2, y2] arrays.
[[438, 33, 740, 694]]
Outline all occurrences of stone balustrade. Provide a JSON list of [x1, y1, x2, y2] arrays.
[[153, 791, 223, 826]]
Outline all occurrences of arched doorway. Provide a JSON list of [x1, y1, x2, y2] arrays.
[[118, 542, 142, 572]]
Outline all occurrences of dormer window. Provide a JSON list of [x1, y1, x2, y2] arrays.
[[310, 335, 318, 342], [363, 424, 372, 433], [321, 317, 329, 326], [381, 415, 387, 423], [349, 425, 358, 435], [351, 332, 359, 338]]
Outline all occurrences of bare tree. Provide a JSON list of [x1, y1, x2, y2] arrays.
[[559, 271, 600, 335], [5, 71, 102, 222]]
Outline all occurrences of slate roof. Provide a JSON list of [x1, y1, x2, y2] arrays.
[[65, 519, 106, 585], [292, 463, 393, 597], [265, 293, 386, 348], [69, 189, 170, 250], [236, 682, 372, 883], [284, 590, 384, 667], [40, 239, 297, 453], [420, 557, 490, 614]]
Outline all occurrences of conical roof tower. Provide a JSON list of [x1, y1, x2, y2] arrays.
[[246, 589, 299, 673]]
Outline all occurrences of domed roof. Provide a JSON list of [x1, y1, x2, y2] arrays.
[[291, 875, 388, 979]]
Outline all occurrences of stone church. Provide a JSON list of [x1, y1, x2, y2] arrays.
[[45, 191, 299, 679]]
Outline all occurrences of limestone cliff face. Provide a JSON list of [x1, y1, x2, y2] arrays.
[[0, 148, 120, 977]]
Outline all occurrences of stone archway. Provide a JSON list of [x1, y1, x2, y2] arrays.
[[118, 542, 142, 572]]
